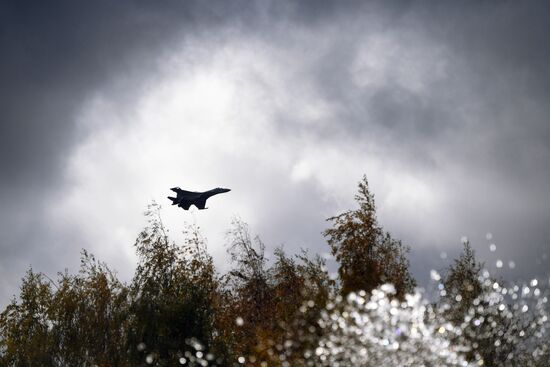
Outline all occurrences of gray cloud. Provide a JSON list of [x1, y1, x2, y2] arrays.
[[2, 0, 550, 306], [0, 0, 238, 303], [1, 0, 231, 186]]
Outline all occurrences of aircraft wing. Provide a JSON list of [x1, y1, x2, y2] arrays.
[[178, 202, 192, 210]]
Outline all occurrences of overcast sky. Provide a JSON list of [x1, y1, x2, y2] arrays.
[[2, 0, 550, 306]]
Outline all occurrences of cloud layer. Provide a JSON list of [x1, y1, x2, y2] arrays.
[[2, 0, 550, 305]]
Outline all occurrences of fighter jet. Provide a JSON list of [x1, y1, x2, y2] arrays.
[[167, 187, 231, 210]]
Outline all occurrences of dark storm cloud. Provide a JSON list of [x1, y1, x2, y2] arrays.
[[2, 0, 550, 305], [268, 0, 550, 159], [253, 1, 550, 279], [0, 0, 388, 189], [0, 0, 244, 188]]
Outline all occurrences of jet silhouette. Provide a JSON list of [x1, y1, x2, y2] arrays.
[[167, 187, 230, 210]]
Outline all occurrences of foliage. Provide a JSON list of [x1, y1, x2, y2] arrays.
[[52, 251, 129, 366], [127, 203, 224, 365], [438, 242, 549, 366], [439, 242, 484, 325], [219, 219, 334, 365], [0, 269, 54, 366], [0, 255, 129, 366], [315, 285, 472, 366], [3, 176, 546, 366], [324, 175, 416, 299]]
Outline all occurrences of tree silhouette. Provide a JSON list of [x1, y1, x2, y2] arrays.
[[4, 176, 546, 365], [0, 255, 130, 366], [127, 203, 224, 365], [324, 175, 415, 299], [0, 269, 54, 366], [439, 242, 543, 366], [220, 218, 333, 365]]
